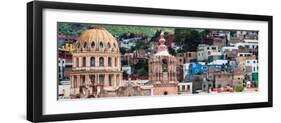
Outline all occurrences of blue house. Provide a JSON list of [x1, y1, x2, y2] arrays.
[[189, 62, 208, 75]]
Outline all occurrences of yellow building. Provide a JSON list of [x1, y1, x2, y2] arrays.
[[59, 43, 75, 52]]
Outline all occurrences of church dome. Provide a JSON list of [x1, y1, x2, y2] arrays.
[[74, 25, 119, 52]]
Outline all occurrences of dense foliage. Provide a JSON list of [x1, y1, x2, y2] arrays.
[[174, 28, 208, 52], [58, 22, 174, 37]]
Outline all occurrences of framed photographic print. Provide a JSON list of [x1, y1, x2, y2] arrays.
[[27, 1, 273, 122]]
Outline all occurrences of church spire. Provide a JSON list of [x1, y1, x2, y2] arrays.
[[157, 31, 167, 52]]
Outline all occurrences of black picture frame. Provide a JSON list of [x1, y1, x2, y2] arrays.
[[27, 1, 273, 122]]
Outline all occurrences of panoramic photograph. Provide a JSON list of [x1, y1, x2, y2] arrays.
[[57, 22, 259, 100]]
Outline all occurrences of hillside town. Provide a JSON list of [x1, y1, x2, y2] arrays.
[[58, 24, 258, 99]]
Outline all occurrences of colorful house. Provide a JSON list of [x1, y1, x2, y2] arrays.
[[197, 44, 219, 62]]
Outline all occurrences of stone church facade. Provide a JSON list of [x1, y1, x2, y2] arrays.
[[149, 32, 179, 95]]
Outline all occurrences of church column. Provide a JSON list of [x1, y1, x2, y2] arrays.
[[79, 57, 82, 67], [76, 75, 81, 94], [96, 56, 99, 67], [70, 75, 74, 88], [86, 56, 90, 67], [119, 73, 122, 86], [104, 56, 108, 67]]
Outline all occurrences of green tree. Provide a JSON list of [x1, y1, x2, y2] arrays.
[[168, 47, 176, 56], [174, 29, 206, 52], [134, 60, 148, 76]]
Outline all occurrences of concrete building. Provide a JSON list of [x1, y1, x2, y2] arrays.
[[178, 82, 192, 94], [183, 52, 197, 63], [232, 68, 245, 87], [245, 59, 258, 73], [213, 72, 233, 88], [191, 75, 204, 93], [197, 44, 219, 62]]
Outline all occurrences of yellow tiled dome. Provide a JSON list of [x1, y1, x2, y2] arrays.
[[74, 25, 119, 52]]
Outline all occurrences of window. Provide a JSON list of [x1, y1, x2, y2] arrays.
[[90, 57, 95, 66], [162, 59, 168, 72], [107, 43, 111, 48], [109, 75, 113, 86], [82, 57, 86, 67], [182, 85, 185, 90], [83, 42, 87, 48], [81, 75, 85, 85], [108, 57, 112, 67], [100, 42, 103, 48], [99, 75, 104, 84], [195, 69, 200, 74], [113, 43, 116, 48], [90, 75, 95, 84], [115, 57, 118, 67], [91, 42, 95, 48], [99, 57, 104, 66], [188, 53, 192, 57], [212, 47, 216, 50]]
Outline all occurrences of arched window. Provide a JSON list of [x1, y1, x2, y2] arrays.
[[162, 59, 168, 72], [109, 75, 113, 86], [99, 75, 104, 84], [91, 42, 95, 48], [107, 43, 111, 48], [82, 57, 86, 67], [115, 57, 118, 67], [81, 75, 85, 85], [90, 57, 95, 66], [99, 42, 103, 48], [90, 75, 95, 84], [108, 57, 112, 67], [113, 43, 116, 48], [73, 76, 77, 88], [83, 42, 88, 48], [99, 57, 104, 66]]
